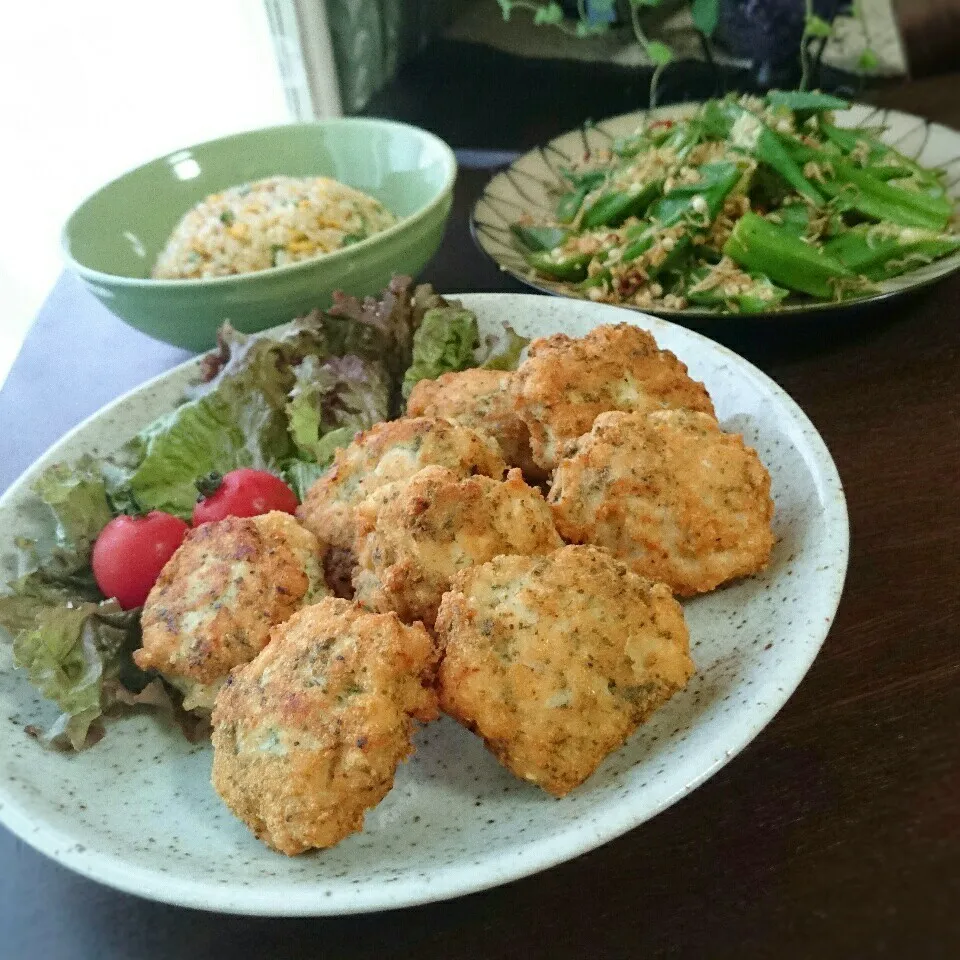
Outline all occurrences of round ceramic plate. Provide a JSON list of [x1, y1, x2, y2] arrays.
[[0, 294, 848, 915], [472, 104, 960, 319]]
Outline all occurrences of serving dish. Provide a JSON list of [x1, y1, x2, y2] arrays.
[[0, 293, 848, 915], [62, 119, 457, 351], [472, 103, 960, 320]]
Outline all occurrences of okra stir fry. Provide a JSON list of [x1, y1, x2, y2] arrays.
[[511, 91, 960, 313]]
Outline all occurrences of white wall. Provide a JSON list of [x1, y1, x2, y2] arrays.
[[0, 0, 291, 384]]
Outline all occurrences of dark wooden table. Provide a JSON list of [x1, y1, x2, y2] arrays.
[[1, 50, 958, 959]]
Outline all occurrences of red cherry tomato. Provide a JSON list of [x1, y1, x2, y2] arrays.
[[92, 512, 190, 610], [192, 468, 298, 526]]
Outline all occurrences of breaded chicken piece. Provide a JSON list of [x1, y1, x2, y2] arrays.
[[549, 410, 774, 596], [297, 417, 507, 595], [211, 597, 438, 855], [436, 545, 693, 797], [511, 323, 716, 472], [353, 466, 562, 627], [135, 511, 327, 710], [406, 369, 544, 480]]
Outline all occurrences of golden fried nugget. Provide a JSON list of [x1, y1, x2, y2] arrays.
[[211, 598, 438, 855], [549, 410, 774, 596], [511, 323, 716, 471], [353, 466, 562, 627], [436, 546, 693, 797], [297, 417, 507, 594], [406, 369, 544, 480], [135, 511, 327, 710]]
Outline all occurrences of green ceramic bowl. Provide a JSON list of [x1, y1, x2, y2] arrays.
[[62, 119, 457, 351]]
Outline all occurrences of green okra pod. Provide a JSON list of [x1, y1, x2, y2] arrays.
[[686, 266, 788, 313], [580, 180, 661, 229], [729, 110, 825, 205], [819, 164, 953, 231], [820, 122, 942, 187], [648, 162, 742, 228], [510, 224, 570, 253], [824, 224, 960, 280], [723, 212, 853, 298], [555, 186, 590, 224], [525, 248, 593, 282], [559, 167, 607, 190], [555, 167, 608, 222], [580, 163, 742, 292]]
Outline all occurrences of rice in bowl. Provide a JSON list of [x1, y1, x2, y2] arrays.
[[153, 175, 397, 280]]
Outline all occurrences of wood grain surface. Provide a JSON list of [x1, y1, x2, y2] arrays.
[[0, 51, 958, 960]]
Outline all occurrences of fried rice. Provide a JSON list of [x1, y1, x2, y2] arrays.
[[152, 175, 397, 280]]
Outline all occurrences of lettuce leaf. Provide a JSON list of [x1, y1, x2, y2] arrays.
[[280, 459, 327, 502], [401, 306, 530, 398], [29, 456, 114, 576], [122, 321, 335, 518], [2, 456, 112, 615], [287, 355, 390, 467], [0, 571, 97, 637], [12, 600, 146, 750], [0, 277, 462, 748], [123, 384, 293, 520], [329, 275, 447, 412], [477, 324, 530, 371], [402, 307, 480, 399], [121, 280, 439, 517], [0, 459, 151, 749]]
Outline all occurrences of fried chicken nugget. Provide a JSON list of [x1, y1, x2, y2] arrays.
[[511, 323, 716, 472], [297, 417, 507, 594], [436, 545, 693, 797], [353, 466, 563, 627], [135, 511, 327, 710], [406, 369, 544, 480], [549, 410, 774, 596], [211, 597, 439, 855]]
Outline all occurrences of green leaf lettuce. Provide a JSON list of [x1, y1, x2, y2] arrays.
[[402, 307, 480, 399], [11, 600, 146, 750], [287, 355, 390, 467], [1, 277, 527, 750], [0, 459, 149, 749]]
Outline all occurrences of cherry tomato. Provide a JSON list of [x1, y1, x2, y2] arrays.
[[192, 468, 298, 526], [92, 512, 190, 610]]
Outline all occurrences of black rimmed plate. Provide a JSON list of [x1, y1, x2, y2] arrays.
[[471, 103, 960, 321]]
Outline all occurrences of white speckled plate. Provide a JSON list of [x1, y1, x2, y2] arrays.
[[472, 104, 960, 319], [0, 294, 848, 915]]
